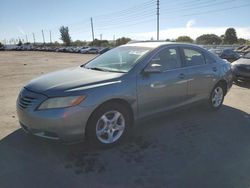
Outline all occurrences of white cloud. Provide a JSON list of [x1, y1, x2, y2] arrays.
[[129, 26, 250, 40], [186, 19, 196, 28]]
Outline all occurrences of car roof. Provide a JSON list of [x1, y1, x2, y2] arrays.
[[123, 41, 200, 49]]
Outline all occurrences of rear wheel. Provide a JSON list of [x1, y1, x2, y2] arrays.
[[208, 84, 225, 110], [86, 102, 132, 147]]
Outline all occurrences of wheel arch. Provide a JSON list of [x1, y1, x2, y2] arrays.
[[215, 79, 228, 95]]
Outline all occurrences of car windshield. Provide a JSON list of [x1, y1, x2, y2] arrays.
[[243, 52, 250, 59], [84, 46, 151, 73]]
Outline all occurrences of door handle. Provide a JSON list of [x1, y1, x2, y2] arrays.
[[212, 67, 217, 72], [178, 73, 185, 79]]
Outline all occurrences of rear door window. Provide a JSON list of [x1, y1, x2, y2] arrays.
[[183, 48, 206, 66], [205, 52, 216, 64]]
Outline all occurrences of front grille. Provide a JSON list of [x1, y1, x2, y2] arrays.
[[17, 88, 47, 110], [238, 66, 250, 73], [18, 94, 36, 109], [17, 88, 37, 109]]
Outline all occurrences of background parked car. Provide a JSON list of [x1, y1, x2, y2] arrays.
[[219, 49, 240, 63], [236, 45, 250, 55], [86, 47, 99, 54], [208, 48, 223, 56], [231, 52, 250, 82], [99, 47, 110, 54], [209, 48, 241, 62], [79, 47, 90, 53]]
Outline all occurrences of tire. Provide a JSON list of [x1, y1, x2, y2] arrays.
[[207, 83, 225, 111], [86, 102, 132, 147]]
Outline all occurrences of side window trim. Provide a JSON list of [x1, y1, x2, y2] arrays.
[[180, 47, 207, 67]]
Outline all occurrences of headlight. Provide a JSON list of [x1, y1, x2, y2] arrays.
[[38, 96, 86, 110]]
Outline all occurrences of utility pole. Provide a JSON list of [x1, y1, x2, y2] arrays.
[[100, 34, 102, 40], [49, 30, 52, 43], [25, 35, 28, 43], [32, 33, 36, 44], [113, 35, 116, 46], [90, 17, 95, 43], [42, 29, 45, 44], [156, 0, 160, 40]]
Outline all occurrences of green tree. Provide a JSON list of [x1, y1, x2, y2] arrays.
[[223, 28, 238, 44], [196, 34, 222, 45], [175, 36, 193, 43], [17, 40, 22, 46], [59, 26, 71, 46], [72, 40, 87, 46], [115, 37, 131, 46], [0, 42, 3, 48], [90, 39, 109, 47], [237, 38, 247, 45]]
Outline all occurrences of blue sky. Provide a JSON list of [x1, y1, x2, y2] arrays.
[[1, 0, 250, 44]]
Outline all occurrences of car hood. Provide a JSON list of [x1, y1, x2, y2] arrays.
[[25, 66, 124, 96], [232, 58, 250, 65]]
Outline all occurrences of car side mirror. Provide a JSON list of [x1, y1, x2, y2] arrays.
[[144, 63, 162, 73]]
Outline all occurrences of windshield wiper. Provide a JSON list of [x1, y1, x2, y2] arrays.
[[85, 66, 126, 73], [108, 70, 127, 73], [85, 67, 110, 72]]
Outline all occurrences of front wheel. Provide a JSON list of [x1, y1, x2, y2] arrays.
[[207, 84, 225, 110], [86, 102, 132, 147]]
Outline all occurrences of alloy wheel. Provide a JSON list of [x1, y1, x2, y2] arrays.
[[212, 86, 224, 108], [95, 111, 125, 144]]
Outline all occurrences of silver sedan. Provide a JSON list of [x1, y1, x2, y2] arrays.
[[16, 42, 233, 146]]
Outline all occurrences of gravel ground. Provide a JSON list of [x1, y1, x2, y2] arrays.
[[0, 51, 249, 188]]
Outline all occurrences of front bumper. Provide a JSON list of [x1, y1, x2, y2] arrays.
[[16, 88, 94, 142]]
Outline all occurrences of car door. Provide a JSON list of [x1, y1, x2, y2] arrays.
[[137, 46, 188, 118], [181, 47, 218, 102]]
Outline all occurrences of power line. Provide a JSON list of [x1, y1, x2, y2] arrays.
[[160, 0, 236, 15], [180, 3, 250, 17], [94, 9, 154, 23], [93, 0, 155, 19], [95, 18, 155, 31], [161, 0, 211, 9], [6, 0, 250, 42], [95, 6, 154, 22], [94, 12, 155, 26]]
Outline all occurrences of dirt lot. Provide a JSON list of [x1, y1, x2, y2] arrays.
[[0, 51, 250, 188]]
